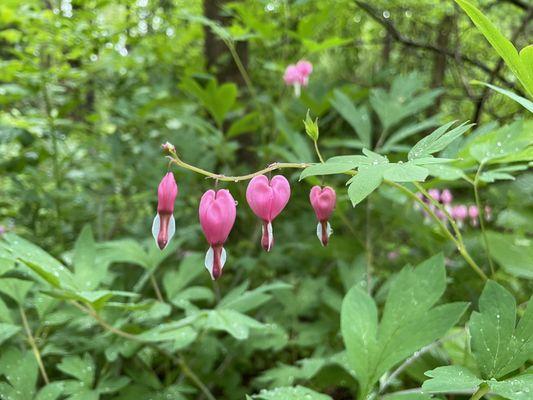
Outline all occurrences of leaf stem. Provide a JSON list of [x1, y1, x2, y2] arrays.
[[313, 140, 325, 163], [168, 150, 311, 182], [19, 305, 50, 385], [149, 273, 164, 303], [473, 164, 495, 277], [470, 383, 490, 400]]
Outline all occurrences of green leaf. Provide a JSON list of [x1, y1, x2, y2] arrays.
[[490, 373, 533, 400], [205, 309, 264, 340], [382, 115, 442, 152], [422, 365, 483, 393], [347, 165, 387, 206], [2, 234, 77, 290], [330, 89, 371, 147], [218, 281, 291, 313], [57, 354, 95, 386], [35, 382, 65, 400], [487, 231, 533, 279], [163, 252, 204, 300], [383, 163, 428, 182], [455, 0, 533, 97], [472, 81, 533, 113], [470, 281, 532, 379], [0, 348, 38, 399], [408, 121, 473, 160], [227, 112, 260, 138], [299, 162, 355, 180], [425, 164, 466, 181], [0, 323, 20, 346], [73, 225, 103, 291], [251, 386, 332, 400], [0, 278, 33, 304], [341, 286, 378, 397], [97, 239, 152, 269], [341, 255, 466, 398]]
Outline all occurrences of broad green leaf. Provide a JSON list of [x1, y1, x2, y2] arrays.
[[218, 281, 291, 313], [422, 365, 483, 393], [472, 81, 533, 113], [0, 257, 14, 276], [57, 354, 95, 386], [251, 386, 332, 400], [2, 234, 77, 290], [0, 323, 19, 346], [205, 309, 264, 340], [382, 115, 442, 151], [486, 231, 533, 279], [490, 374, 533, 400], [383, 163, 428, 182], [347, 166, 385, 206], [73, 225, 103, 291], [227, 112, 260, 138], [163, 252, 204, 300], [425, 164, 466, 180], [341, 255, 467, 398], [330, 90, 371, 146], [0, 278, 33, 304], [299, 162, 355, 180], [0, 348, 38, 399], [341, 286, 378, 396], [35, 382, 65, 400], [97, 239, 152, 269], [138, 324, 197, 347], [470, 281, 532, 379], [455, 0, 533, 97], [408, 121, 473, 160]]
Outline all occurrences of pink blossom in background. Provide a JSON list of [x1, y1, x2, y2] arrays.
[[469, 205, 479, 226], [387, 251, 399, 261], [428, 189, 440, 202], [283, 59, 313, 97], [309, 186, 336, 246], [152, 172, 178, 250], [246, 175, 291, 252], [484, 205, 493, 221], [199, 189, 237, 280], [440, 189, 453, 205]]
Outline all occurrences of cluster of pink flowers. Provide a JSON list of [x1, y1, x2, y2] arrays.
[[283, 60, 313, 97], [416, 188, 492, 228], [152, 173, 336, 280]]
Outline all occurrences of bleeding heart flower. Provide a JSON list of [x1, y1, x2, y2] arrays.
[[246, 175, 291, 252], [152, 172, 178, 250], [309, 186, 336, 246], [199, 189, 237, 280], [451, 205, 468, 228], [440, 189, 453, 205], [283, 60, 313, 97], [428, 189, 440, 202], [468, 205, 479, 226]]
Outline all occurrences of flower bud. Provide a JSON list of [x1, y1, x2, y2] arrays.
[[304, 110, 319, 141], [152, 172, 178, 250], [246, 175, 291, 252]]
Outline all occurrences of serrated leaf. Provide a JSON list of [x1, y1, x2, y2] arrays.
[[0, 323, 20, 346], [383, 163, 428, 182], [409, 121, 473, 160], [57, 354, 95, 386], [490, 373, 533, 400], [252, 386, 332, 400], [422, 365, 483, 393], [0, 278, 33, 304], [299, 162, 355, 180], [347, 166, 385, 206], [470, 281, 532, 379], [330, 89, 371, 147]]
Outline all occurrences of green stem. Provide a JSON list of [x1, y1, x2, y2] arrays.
[[168, 151, 310, 182], [313, 140, 325, 163], [19, 306, 50, 385], [470, 383, 490, 400], [473, 164, 495, 277]]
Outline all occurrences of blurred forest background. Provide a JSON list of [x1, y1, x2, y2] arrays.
[[0, 0, 532, 399]]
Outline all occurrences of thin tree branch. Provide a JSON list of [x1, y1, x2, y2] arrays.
[[354, 1, 520, 92]]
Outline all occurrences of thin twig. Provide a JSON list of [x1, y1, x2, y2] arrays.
[[19, 306, 50, 385]]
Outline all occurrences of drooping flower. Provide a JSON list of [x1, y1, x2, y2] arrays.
[[484, 205, 493, 221], [428, 189, 440, 202], [440, 189, 453, 205], [152, 172, 178, 250], [451, 205, 468, 228], [309, 186, 336, 246], [246, 175, 291, 252], [468, 205, 479, 226], [199, 189, 237, 280], [283, 59, 313, 97]]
